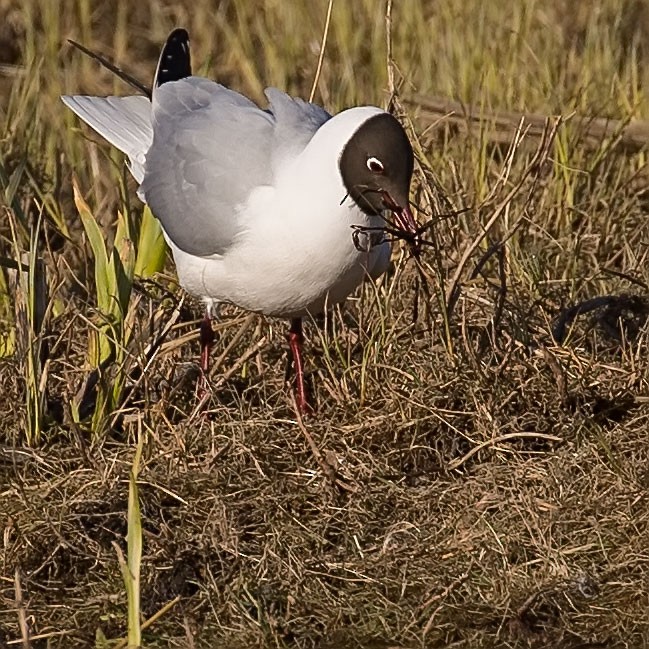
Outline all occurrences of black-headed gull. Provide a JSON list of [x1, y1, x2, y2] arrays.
[[62, 29, 417, 413]]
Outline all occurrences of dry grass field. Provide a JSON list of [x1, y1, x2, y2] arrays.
[[1, 0, 649, 647]]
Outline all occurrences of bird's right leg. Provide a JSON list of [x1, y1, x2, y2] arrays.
[[197, 302, 216, 398], [287, 317, 312, 414], [199, 311, 215, 374]]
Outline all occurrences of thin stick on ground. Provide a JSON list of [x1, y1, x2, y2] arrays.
[[406, 93, 649, 152], [13, 568, 31, 649], [447, 432, 564, 471], [112, 596, 181, 649], [292, 395, 356, 492]]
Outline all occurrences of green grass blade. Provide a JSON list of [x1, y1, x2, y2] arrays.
[[112, 224, 136, 320], [126, 468, 142, 648], [134, 205, 166, 279], [73, 181, 111, 314], [126, 429, 144, 648]]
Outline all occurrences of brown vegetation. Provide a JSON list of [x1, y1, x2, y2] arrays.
[[1, 1, 649, 647]]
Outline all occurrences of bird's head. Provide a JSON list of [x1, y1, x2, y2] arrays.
[[339, 112, 419, 252]]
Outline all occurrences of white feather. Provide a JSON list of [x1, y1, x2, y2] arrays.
[[61, 95, 152, 183]]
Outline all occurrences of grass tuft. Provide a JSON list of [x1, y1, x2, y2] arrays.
[[1, 0, 649, 647]]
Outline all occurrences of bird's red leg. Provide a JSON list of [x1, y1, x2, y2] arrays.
[[288, 317, 311, 413], [198, 310, 215, 394]]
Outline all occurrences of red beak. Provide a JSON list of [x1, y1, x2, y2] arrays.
[[382, 193, 421, 256]]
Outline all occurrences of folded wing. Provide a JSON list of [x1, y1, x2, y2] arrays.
[[140, 79, 331, 257], [139, 77, 275, 256], [63, 78, 332, 258]]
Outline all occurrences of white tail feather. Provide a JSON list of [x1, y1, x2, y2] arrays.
[[61, 95, 152, 183]]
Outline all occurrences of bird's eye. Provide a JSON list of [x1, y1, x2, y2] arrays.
[[366, 157, 384, 174]]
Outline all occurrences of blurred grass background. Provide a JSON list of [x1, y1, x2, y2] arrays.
[[2, 0, 649, 647]]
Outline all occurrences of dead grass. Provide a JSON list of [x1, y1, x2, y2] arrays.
[[2, 0, 649, 647]]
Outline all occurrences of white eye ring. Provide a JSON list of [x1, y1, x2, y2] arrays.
[[366, 156, 384, 173]]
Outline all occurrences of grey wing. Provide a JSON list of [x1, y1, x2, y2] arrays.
[[140, 77, 275, 257], [264, 87, 331, 166]]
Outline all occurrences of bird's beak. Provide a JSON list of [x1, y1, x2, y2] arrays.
[[382, 192, 421, 255]]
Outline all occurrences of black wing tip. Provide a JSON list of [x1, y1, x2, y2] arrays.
[[154, 28, 192, 88], [168, 28, 190, 41]]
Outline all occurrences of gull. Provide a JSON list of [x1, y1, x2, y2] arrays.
[[62, 28, 417, 412]]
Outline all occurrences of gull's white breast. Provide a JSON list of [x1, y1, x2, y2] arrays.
[[169, 171, 389, 318]]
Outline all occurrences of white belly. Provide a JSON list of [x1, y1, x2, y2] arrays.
[[169, 198, 390, 318]]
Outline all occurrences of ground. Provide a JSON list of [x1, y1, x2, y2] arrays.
[[1, 1, 649, 647]]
